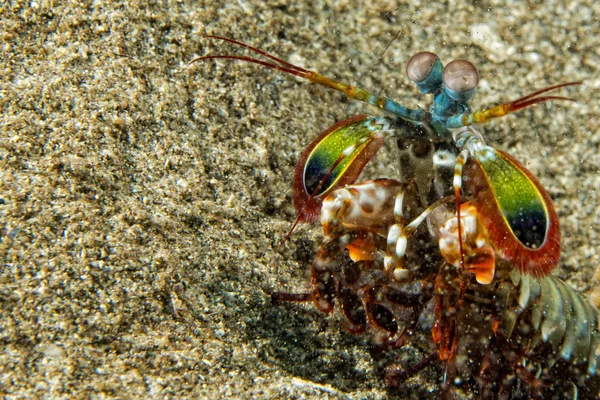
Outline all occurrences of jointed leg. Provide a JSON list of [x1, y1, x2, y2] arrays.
[[384, 193, 455, 282], [321, 178, 446, 282]]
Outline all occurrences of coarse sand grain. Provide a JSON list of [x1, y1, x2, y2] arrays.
[[1, 1, 598, 399]]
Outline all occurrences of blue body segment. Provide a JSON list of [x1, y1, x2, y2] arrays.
[[414, 58, 444, 94], [431, 91, 471, 123], [381, 100, 428, 122], [374, 59, 475, 137]]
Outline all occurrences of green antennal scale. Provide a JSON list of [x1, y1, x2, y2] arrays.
[[455, 128, 560, 277], [294, 115, 391, 224]]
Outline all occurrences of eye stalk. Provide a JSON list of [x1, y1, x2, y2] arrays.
[[443, 60, 479, 102], [406, 52, 443, 94]]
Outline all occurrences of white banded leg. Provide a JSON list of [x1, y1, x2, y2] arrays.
[[452, 149, 469, 196], [384, 195, 455, 282], [384, 221, 410, 281]]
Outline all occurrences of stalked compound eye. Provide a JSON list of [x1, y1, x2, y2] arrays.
[[443, 60, 479, 102], [407, 52, 439, 82], [406, 52, 443, 94]]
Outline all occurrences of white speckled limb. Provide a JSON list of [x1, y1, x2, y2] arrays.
[[384, 193, 456, 282], [438, 203, 496, 285], [321, 179, 404, 238]]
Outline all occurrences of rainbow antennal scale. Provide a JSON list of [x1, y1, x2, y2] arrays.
[[192, 36, 582, 278], [293, 115, 393, 224], [452, 127, 560, 279]]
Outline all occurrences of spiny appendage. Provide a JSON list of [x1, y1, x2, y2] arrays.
[[191, 36, 424, 121], [450, 81, 583, 127], [439, 203, 496, 285]]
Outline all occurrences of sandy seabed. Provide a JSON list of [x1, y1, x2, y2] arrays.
[[1, 1, 599, 399]]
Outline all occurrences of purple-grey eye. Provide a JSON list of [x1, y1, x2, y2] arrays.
[[406, 52, 440, 83], [443, 60, 479, 93]]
